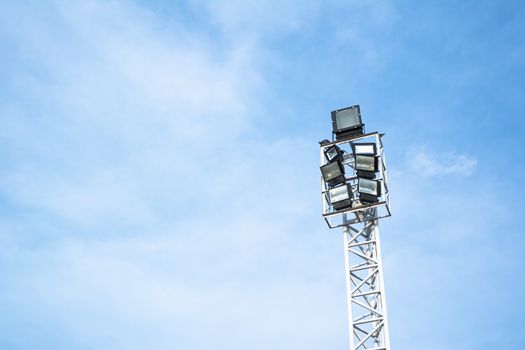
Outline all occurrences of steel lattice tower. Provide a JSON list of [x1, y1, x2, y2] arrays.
[[342, 213, 391, 349], [320, 127, 392, 350]]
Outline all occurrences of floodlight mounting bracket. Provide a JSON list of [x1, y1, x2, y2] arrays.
[[320, 132, 391, 229]]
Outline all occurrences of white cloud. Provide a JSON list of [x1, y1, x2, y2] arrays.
[[0, 2, 345, 349], [2, 215, 344, 349], [332, 0, 398, 71], [199, 0, 320, 39], [381, 148, 517, 349], [407, 148, 477, 177], [2, 2, 518, 350], [0, 0, 265, 227]]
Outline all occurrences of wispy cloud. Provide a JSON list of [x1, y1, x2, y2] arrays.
[[407, 148, 477, 177], [1, 1, 524, 350], [0, 0, 260, 227], [0, 2, 342, 349]]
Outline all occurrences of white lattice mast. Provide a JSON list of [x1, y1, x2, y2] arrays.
[[320, 105, 392, 350], [342, 214, 391, 349]]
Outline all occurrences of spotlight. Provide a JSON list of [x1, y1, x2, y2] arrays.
[[352, 142, 376, 156], [355, 155, 378, 179], [320, 161, 345, 187], [324, 144, 343, 162], [328, 184, 353, 210], [358, 178, 381, 203], [331, 105, 364, 140], [352, 142, 378, 179]]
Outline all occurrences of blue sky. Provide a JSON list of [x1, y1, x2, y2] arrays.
[[0, 1, 524, 349]]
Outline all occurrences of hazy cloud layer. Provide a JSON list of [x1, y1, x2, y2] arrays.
[[0, 2, 341, 349], [1, 1, 524, 350], [408, 149, 477, 177]]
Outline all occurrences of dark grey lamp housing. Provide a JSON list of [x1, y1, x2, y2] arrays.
[[331, 105, 364, 140], [328, 184, 353, 210], [320, 161, 345, 187], [358, 178, 381, 203], [324, 144, 343, 162]]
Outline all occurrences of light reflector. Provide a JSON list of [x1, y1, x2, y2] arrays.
[[320, 161, 345, 187], [328, 184, 353, 210], [358, 178, 381, 203], [358, 178, 380, 195], [355, 155, 376, 172], [353, 142, 377, 156], [325, 145, 342, 162], [355, 154, 378, 179]]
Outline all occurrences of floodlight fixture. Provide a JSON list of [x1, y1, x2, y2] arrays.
[[331, 105, 364, 140], [355, 154, 378, 179], [320, 107, 393, 350], [353, 142, 377, 156], [358, 178, 381, 203], [324, 144, 343, 162], [328, 184, 353, 211], [320, 161, 345, 187]]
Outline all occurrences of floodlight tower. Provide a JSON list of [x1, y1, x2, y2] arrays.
[[320, 105, 392, 350]]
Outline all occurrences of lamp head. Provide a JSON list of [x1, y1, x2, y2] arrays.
[[352, 142, 376, 156], [324, 144, 343, 162], [358, 178, 381, 203], [331, 105, 364, 140], [328, 184, 353, 211], [355, 154, 378, 179], [320, 161, 346, 187]]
